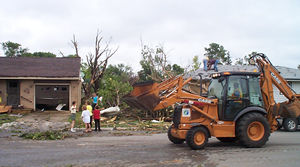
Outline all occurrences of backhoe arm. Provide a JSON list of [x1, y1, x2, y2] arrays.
[[251, 54, 300, 125]]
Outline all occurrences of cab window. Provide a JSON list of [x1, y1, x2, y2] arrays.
[[249, 76, 263, 106], [208, 77, 225, 99]]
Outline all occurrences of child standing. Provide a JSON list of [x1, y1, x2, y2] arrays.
[[70, 101, 77, 132], [86, 101, 93, 128], [81, 105, 91, 132], [91, 93, 98, 109], [93, 106, 101, 131]]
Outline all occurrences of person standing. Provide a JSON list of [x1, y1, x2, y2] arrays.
[[81, 105, 91, 132], [70, 101, 77, 133], [91, 93, 100, 110], [86, 101, 93, 128], [203, 55, 209, 71], [93, 105, 101, 131]]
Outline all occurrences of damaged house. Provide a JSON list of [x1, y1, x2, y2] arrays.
[[0, 57, 81, 111], [183, 65, 258, 95], [184, 65, 300, 103]]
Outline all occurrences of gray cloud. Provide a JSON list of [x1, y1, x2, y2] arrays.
[[0, 0, 300, 71]]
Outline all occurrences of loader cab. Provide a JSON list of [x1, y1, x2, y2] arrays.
[[207, 72, 263, 121]]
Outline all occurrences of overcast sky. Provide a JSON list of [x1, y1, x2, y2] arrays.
[[0, 0, 300, 71]]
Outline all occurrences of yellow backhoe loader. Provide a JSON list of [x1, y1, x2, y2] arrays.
[[124, 53, 300, 149]]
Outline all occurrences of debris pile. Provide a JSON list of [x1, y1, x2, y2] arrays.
[[183, 65, 258, 94]]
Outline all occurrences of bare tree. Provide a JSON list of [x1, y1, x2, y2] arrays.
[[71, 35, 79, 57], [72, 31, 118, 99]]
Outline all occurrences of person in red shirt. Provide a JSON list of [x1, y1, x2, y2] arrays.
[[93, 105, 101, 131]]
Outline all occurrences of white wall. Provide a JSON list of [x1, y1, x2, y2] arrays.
[[273, 81, 300, 103]]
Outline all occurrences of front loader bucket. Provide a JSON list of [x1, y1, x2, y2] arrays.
[[279, 100, 300, 118], [123, 81, 161, 111]]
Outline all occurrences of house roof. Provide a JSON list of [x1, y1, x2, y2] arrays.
[[184, 65, 300, 81], [275, 66, 300, 81], [184, 65, 258, 80], [0, 57, 81, 78]]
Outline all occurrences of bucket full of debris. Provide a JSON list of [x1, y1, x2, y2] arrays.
[[279, 100, 300, 118], [123, 81, 161, 111]]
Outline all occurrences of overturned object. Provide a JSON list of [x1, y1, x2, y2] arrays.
[[56, 104, 66, 111], [101, 106, 120, 116]]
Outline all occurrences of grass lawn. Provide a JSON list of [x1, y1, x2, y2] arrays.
[[0, 114, 18, 126]]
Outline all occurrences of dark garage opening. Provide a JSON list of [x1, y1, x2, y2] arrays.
[[7, 80, 20, 108], [36, 85, 69, 110]]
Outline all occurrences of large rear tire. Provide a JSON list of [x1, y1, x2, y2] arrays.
[[217, 137, 237, 143], [167, 126, 184, 144], [186, 126, 208, 150], [283, 118, 298, 132], [236, 112, 270, 148]]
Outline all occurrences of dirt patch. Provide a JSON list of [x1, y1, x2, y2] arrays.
[[0, 110, 170, 140], [0, 111, 70, 138], [17, 110, 70, 123]]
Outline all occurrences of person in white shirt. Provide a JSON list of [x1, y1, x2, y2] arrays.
[[81, 105, 91, 132], [70, 101, 77, 132]]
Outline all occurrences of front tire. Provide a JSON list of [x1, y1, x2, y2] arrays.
[[236, 112, 270, 148], [167, 126, 184, 144], [283, 118, 298, 132], [186, 126, 209, 150]]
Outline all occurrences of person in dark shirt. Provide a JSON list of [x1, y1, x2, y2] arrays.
[[207, 59, 219, 72]]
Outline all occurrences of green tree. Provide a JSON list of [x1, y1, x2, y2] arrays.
[[66, 54, 78, 58], [138, 56, 153, 81], [1, 41, 28, 57], [204, 43, 232, 65], [245, 52, 258, 64], [172, 64, 184, 75], [192, 55, 201, 71], [138, 44, 184, 82], [234, 58, 244, 65], [22, 52, 56, 57], [98, 64, 134, 107], [234, 51, 258, 65], [138, 44, 172, 82]]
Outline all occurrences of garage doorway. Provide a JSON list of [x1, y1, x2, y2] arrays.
[[35, 85, 69, 110]]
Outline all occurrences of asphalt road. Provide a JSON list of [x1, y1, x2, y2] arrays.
[[0, 130, 300, 167]]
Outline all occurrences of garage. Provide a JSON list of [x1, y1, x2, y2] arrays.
[[0, 57, 81, 111], [35, 85, 70, 110]]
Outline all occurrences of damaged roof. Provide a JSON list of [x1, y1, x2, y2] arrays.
[[184, 65, 300, 81], [184, 65, 258, 80], [0, 57, 81, 78], [275, 66, 300, 81]]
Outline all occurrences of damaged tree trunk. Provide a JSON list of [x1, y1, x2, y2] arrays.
[[71, 31, 118, 100]]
